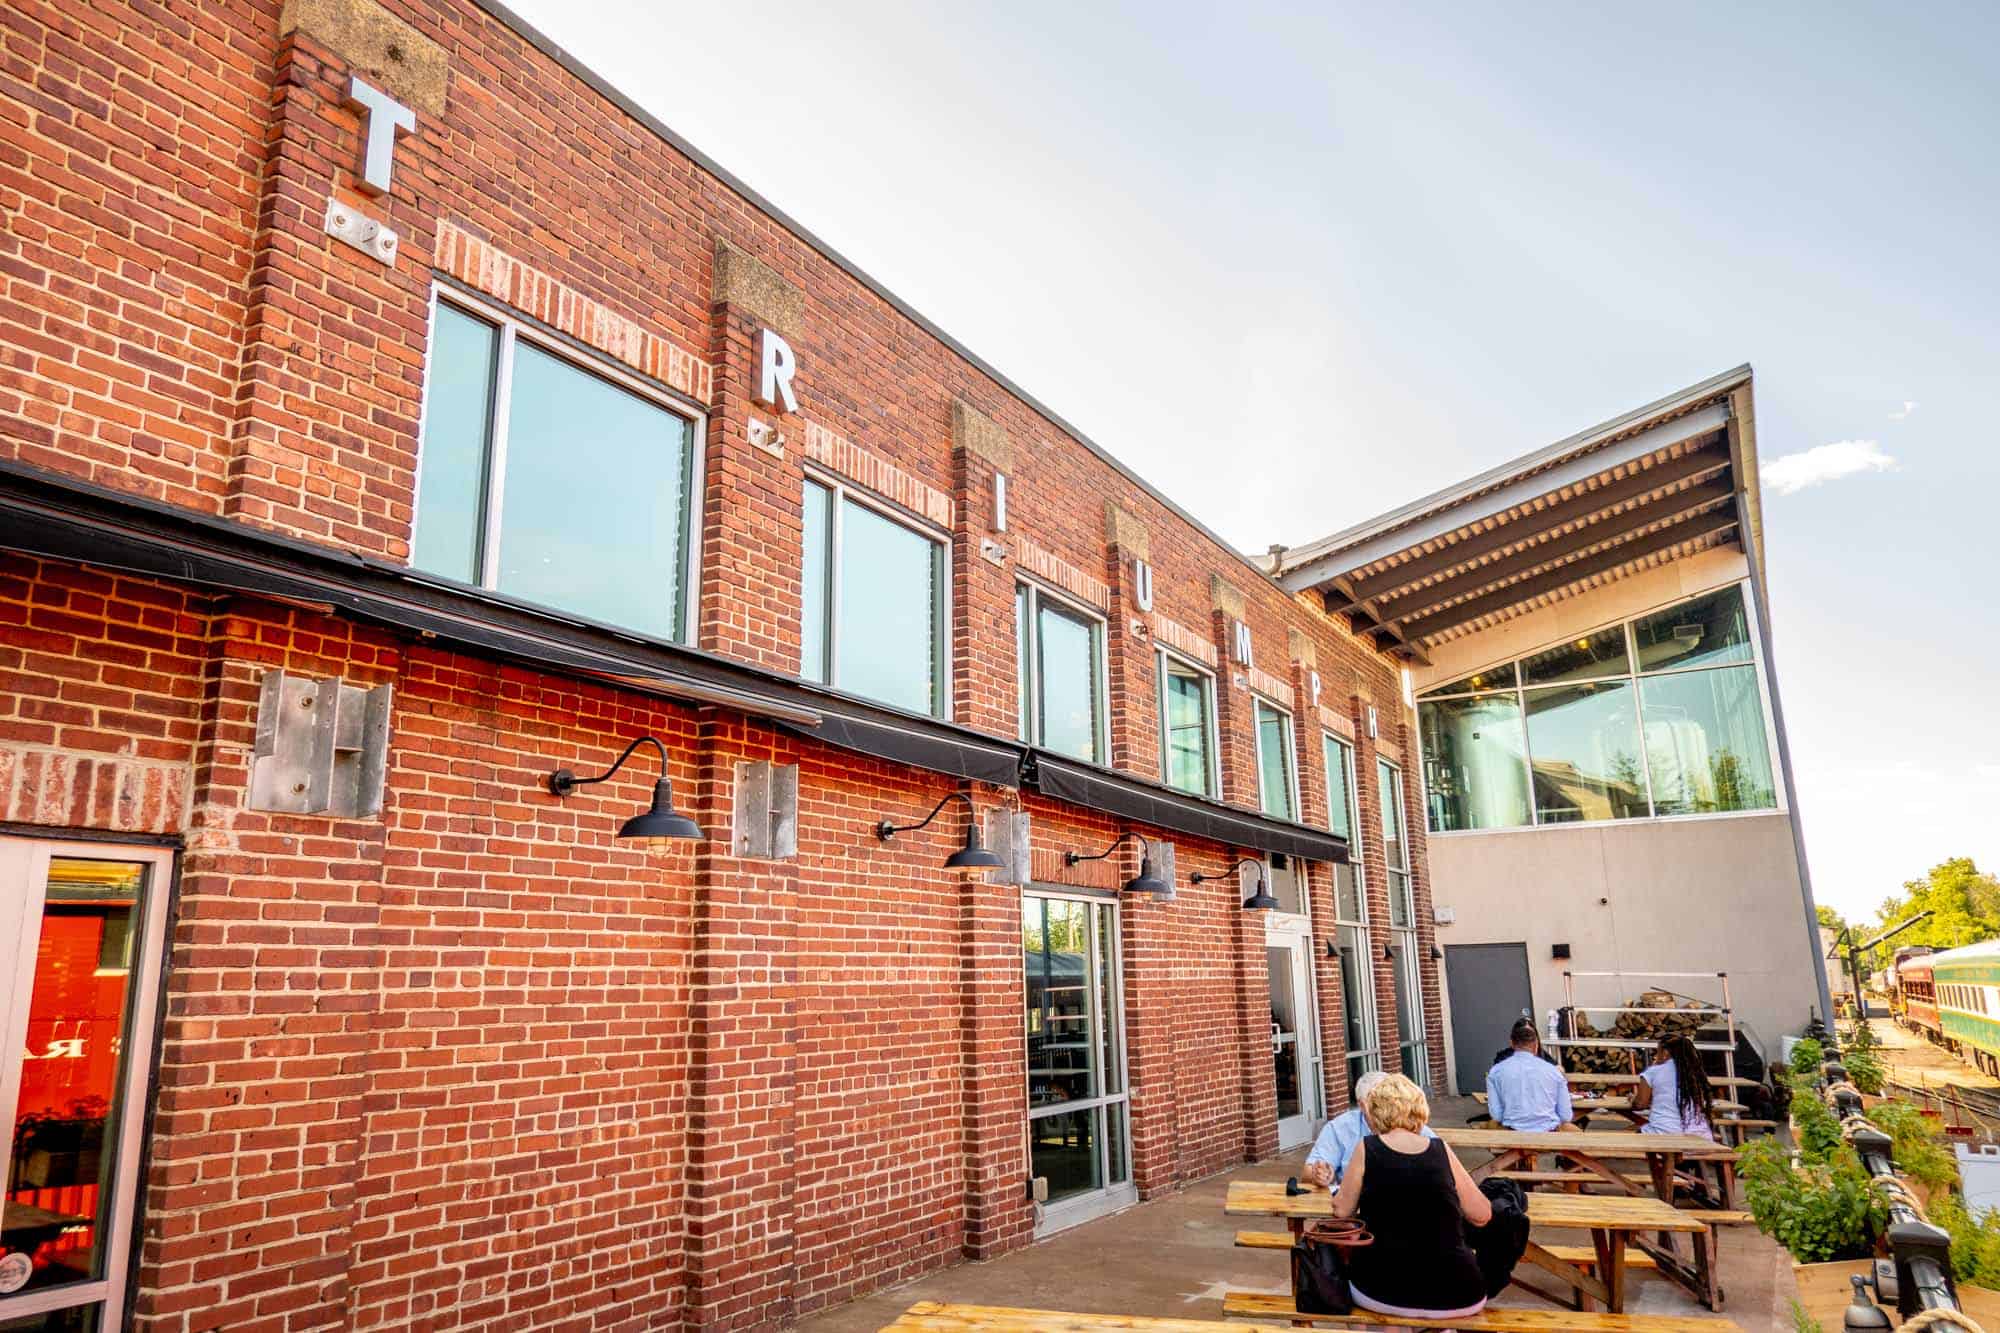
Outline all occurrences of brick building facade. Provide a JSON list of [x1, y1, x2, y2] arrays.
[[0, 2, 1447, 1330]]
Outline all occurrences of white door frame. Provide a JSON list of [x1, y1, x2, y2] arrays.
[[1265, 909, 1322, 1149], [0, 837, 174, 1332], [1023, 887, 1136, 1236]]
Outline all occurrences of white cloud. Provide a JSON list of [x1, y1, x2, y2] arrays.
[[1889, 400, 1918, 421], [1760, 439, 1898, 496]]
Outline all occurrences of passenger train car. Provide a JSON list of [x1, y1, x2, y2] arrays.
[[1893, 940, 2000, 1075]]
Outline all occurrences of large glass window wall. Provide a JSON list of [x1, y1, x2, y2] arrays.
[[1416, 583, 1779, 833]]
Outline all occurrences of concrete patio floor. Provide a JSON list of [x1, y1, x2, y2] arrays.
[[791, 1096, 1799, 1332]]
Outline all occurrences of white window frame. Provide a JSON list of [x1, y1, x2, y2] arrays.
[[799, 467, 953, 720], [1414, 578, 1787, 836], [1323, 733, 1381, 1091], [410, 285, 708, 644], [1017, 579, 1110, 764], [1155, 646, 1221, 798], [1251, 696, 1300, 822], [1377, 755, 1429, 1088], [0, 839, 175, 1332]]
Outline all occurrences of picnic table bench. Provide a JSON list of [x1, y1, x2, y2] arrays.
[[883, 1299, 1742, 1332], [1225, 1180, 1720, 1313], [1437, 1127, 1736, 1206]]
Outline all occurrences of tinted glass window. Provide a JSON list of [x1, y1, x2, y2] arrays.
[[1520, 627, 1630, 686], [1420, 662, 1518, 698], [1418, 694, 1531, 831], [799, 481, 831, 683], [836, 498, 943, 715], [1037, 600, 1102, 762], [1257, 703, 1295, 820], [1633, 584, 1755, 673], [1524, 680, 1648, 823], [1161, 660, 1213, 795], [496, 341, 692, 639], [1640, 665, 1777, 815], [412, 304, 498, 582]]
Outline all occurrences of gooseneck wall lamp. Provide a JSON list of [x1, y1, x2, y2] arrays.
[[876, 791, 1006, 871], [546, 734, 704, 845], [1063, 831, 1168, 895], [1190, 857, 1279, 911]]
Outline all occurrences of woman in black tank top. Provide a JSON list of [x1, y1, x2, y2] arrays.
[[1329, 1074, 1490, 1318]]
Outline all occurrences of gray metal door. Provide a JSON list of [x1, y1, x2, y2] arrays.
[[1445, 943, 1533, 1096]]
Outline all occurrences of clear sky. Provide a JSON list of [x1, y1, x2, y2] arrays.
[[501, 0, 1999, 922]]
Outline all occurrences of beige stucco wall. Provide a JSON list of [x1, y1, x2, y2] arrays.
[[1428, 811, 1818, 1079]]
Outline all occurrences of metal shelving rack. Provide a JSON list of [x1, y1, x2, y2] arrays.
[[1550, 970, 1739, 1086]]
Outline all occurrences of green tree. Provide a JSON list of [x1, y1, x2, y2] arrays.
[[1817, 905, 1849, 935], [1875, 858, 2000, 950]]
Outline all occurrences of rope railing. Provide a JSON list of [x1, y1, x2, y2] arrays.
[[1819, 1048, 1978, 1331]]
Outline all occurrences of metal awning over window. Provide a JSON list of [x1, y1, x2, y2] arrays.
[[0, 459, 1347, 863]]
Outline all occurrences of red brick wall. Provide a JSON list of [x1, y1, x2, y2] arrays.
[[0, 0, 1454, 1326]]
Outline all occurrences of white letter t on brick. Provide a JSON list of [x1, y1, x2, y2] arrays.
[[344, 76, 416, 196]]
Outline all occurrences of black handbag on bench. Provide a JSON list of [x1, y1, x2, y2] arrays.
[[1292, 1217, 1373, 1315]]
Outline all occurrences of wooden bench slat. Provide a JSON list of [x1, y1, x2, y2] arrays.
[[888, 1300, 1303, 1332], [1221, 1292, 1741, 1330], [1542, 1243, 1659, 1271], [1491, 1170, 1655, 1185], [1233, 1229, 1294, 1250]]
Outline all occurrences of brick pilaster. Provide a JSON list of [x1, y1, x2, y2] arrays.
[[685, 718, 800, 1329]]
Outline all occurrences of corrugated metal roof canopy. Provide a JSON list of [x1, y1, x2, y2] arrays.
[[1273, 367, 1764, 662]]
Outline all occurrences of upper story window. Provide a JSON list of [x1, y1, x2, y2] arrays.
[[1377, 757, 1413, 927], [800, 476, 948, 718], [1017, 582, 1106, 763], [1253, 699, 1297, 821], [412, 295, 698, 641], [1416, 583, 1779, 833], [1157, 650, 1218, 797]]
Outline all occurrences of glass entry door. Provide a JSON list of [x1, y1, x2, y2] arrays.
[[0, 839, 172, 1333], [1023, 892, 1133, 1234], [1265, 927, 1320, 1150]]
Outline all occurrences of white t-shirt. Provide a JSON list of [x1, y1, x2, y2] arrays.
[[1640, 1061, 1713, 1139]]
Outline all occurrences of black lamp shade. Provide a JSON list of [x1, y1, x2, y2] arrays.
[[944, 823, 1006, 871], [1242, 872, 1279, 911], [1123, 854, 1168, 896], [616, 779, 705, 842]]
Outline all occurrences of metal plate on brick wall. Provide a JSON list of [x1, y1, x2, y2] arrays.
[[732, 760, 799, 859], [248, 669, 391, 819]]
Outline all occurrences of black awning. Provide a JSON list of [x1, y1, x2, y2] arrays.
[[0, 459, 828, 725], [1029, 754, 1350, 864], [0, 459, 1348, 854], [776, 711, 1024, 788]]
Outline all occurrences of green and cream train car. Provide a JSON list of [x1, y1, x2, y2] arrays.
[[1921, 940, 2000, 1076]]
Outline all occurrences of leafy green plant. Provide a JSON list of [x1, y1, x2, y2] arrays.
[[1931, 1192, 2000, 1291], [1791, 1036, 1826, 1078], [1789, 1301, 1824, 1333], [1790, 1083, 1845, 1164], [1845, 1019, 1881, 1053], [1865, 1099, 1958, 1193], [1741, 1136, 1886, 1263], [1844, 1044, 1887, 1096]]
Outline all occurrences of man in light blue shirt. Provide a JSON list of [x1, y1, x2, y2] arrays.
[[1302, 1069, 1435, 1186], [1486, 1018, 1578, 1133]]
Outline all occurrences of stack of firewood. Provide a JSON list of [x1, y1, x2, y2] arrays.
[[1561, 990, 1719, 1073]]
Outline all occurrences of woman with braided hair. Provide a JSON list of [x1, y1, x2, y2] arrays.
[[1631, 1032, 1716, 1140]]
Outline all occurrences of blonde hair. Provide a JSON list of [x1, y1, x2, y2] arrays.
[[1362, 1072, 1430, 1134]]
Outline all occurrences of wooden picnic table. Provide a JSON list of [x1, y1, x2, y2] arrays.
[[889, 1298, 1743, 1331], [1470, 1092, 1747, 1131], [1439, 1127, 1732, 1203], [1562, 1072, 1760, 1091], [1224, 1179, 1716, 1314]]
